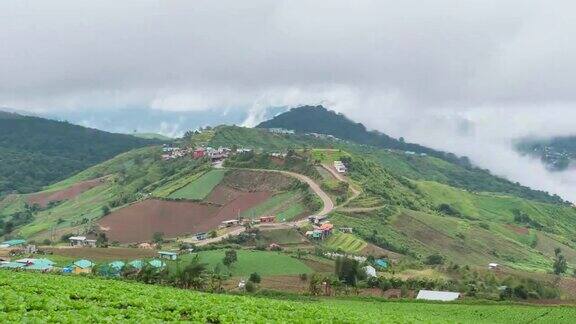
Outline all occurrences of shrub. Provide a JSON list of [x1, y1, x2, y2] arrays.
[[249, 272, 261, 284], [245, 280, 256, 293], [424, 253, 444, 265]]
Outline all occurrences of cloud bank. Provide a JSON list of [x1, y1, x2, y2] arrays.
[[2, 1, 576, 200]]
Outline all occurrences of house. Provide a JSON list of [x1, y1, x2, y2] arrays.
[[268, 128, 295, 135], [23, 258, 55, 271], [71, 259, 94, 274], [193, 148, 206, 159], [69, 236, 96, 248], [0, 262, 26, 269], [24, 245, 37, 254], [0, 239, 26, 248], [305, 230, 324, 240], [339, 227, 353, 233], [333, 161, 347, 173], [416, 290, 460, 302], [308, 215, 327, 224], [363, 265, 377, 278], [158, 251, 178, 261], [488, 262, 499, 270], [222, 219, 240, 227], [100, 260, 125, 277], [195, 232, 208, 241], [259, 216, 275, 223], [375, 259, 388, 269], [318, 223, 334, 236]]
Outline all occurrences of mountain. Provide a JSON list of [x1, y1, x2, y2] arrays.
[[257, 106, 566, 205], [3, 122, 576, 274], [257, 105, 473, 167], [0, 111, 160, 195], [517, 136, 576, 171]]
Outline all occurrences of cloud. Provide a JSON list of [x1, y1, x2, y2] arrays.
[[2, 1, 576, 200]]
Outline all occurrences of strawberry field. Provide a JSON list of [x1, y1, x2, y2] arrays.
[[1, 271, 576, 323]]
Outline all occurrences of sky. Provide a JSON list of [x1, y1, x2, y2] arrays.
[[2, 1, 576, 200]]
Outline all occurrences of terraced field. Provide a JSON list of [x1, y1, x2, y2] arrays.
[[324, 231, 367, 253], [168, 169, 227, 200]]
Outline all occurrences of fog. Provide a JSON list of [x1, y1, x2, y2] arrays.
[[2, 1, 576, 200]]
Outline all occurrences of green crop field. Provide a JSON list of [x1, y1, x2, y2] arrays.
[[311, 148, 351, 164], [2, 271, 576, 323], [324, 231, 367, 253], [168, 169, 226, 200], [175, 250, 312, 276], [152, 171, 206, 198], [276, 203, 306, 221], [240, 191, 300, 219]]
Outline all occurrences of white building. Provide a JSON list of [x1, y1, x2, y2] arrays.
[[363, 265, 377, 278], [334, 160, 347, 173], [416, 290, 460, 301], [69, 236, 97, 248]]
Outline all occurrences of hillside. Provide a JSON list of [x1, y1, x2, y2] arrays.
[[0, 111, 160, 195], [517, 136, 576, 171], [257, 106, 566, 205]]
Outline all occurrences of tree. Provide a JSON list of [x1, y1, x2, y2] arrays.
[[177, 255, 209, 289], [424, 253, 444, 265], [249, 272, 261, 283], [152, 232, 164, 244], [553, 248, 568, 275], [335, 257, 365, 286], [209, 230, 217, 239], [223, 249, 238, 267], [96, 233, 108, 247], [101, 205, 111, 216]]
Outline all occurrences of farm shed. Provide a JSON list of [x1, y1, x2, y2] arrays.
[[416, 290, 460, 301], [222, 219, 240, 227], [0, 262, 26, 269], [69, 236, 96, 248], [149, 259, 166, 269], [128, 260, 144, 270], [72, 259, 95, 274], [259, 216, 275, 223], [25, 259, 54, 271], [158, 251, 178, 260], [375, 259, 388, 269], [363, 265, 377, 278], [0, 239, 26, 248]]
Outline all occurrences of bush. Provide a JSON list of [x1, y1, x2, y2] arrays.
[[249, 272, 261, 284], [424, 253, 444, 265], [245, 280, 256, 293]]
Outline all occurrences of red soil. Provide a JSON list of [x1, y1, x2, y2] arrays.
[[27, 178, 105, 207], [98, 190, 272, 243], [204, 185, 243, 205]]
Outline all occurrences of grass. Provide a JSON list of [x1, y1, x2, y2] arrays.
[[175, 250, 313, 276], [168, 169, 226, 200], [260, 229, 305, 245], [240, 191, 300, 219], [323, 231, 367, 253], [311, 148, 351, 164], [152, 171, 206, 198], [276, 203, 306, 221]]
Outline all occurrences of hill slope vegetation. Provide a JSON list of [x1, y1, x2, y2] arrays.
[[0, 111, 159, 195]]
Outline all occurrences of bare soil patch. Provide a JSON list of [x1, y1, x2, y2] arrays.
[[99, 191, 271, 243], [204, 185, 243, 205], [27, 178, 105, 207]]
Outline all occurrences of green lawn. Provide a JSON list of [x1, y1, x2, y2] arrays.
[[276, 203, 306, 221], [175, 250, 312, 276], [168, 169, 226, 200]]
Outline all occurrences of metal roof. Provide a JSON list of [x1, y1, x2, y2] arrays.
[[416, 290, 460, 301], [148, 259, 166, 268], [158, 251, 177, 256], [1, 239, 26, 246], [73, 259, 94, 269]]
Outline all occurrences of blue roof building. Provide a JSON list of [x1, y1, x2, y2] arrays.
[[0, 239, 26, 248], [148, 259, 166, 268], [375, 259, 389, 269]]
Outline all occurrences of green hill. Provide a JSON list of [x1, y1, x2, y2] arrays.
[[0, 111, 159, 195]]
